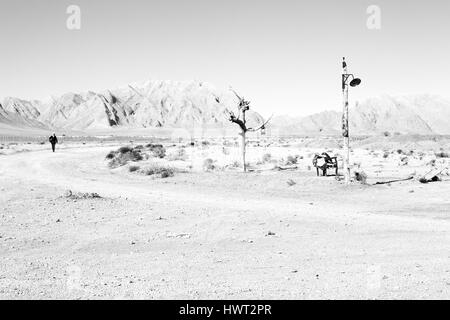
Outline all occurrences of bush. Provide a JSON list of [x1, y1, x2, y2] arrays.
[[285, 155, 298, 165], [230, 161, 241, 168], [107, 146, 143, 168], [168, 148, 186, 161], [262, 153, 272, 163], [140, 164, 174, 178], [435, 151, 449, 158], [129, 165, 140, 172], [354, 171, 367, 184], [203, 158, 216, 171], [105, 151, 116, 159], [146, 143, 166, 158], [400, 156, 409, 165], [118, 146, 133, 154]]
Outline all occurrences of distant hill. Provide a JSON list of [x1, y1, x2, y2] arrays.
[[0, 80, 264, 134], [1, 82, 449, 137], [270, 94, 450, 136]]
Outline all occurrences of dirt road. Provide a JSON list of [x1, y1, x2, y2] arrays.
[[0, 146, 449, 299]]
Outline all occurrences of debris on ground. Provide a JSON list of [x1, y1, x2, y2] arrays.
[[287, 179, 296, 186], [418, 166, 449, 184], [274, 165, 298, 171], [419, 176, 441, 184], [62, 190, 102, 199], [373, 176, 414, 185]]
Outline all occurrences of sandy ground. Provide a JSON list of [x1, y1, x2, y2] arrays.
[[0, 143, 449, 299]]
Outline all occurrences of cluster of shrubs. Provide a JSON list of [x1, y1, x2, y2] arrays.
[[435, 151, 449, 158], [139, 164, 175, 178], [106, 146, 144, 168], [146, 143, 166, 158], [106, 144, 167, 168], [128, 164, 175, 178]]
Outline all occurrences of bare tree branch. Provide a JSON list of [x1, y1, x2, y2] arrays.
[[248, 114, 273, 132]]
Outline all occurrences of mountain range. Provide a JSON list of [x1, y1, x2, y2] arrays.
[[1, 80, 449, 136], [272, 94, 450, 135]]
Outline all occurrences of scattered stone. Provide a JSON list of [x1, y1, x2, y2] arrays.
[[287, 179, 296, 186], [63, 190, 102, 200]]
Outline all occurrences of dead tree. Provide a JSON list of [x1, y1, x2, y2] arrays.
[[225, 88, 272, 172]]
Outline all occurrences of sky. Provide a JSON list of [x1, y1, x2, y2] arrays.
[[1, 0, 450, 117]]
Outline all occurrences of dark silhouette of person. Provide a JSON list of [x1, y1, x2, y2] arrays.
[[49, 133, 58, 152]]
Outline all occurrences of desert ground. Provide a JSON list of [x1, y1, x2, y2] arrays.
[[0, 134, 449, 299]]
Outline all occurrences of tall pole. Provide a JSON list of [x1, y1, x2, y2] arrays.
[[242, 110, 247, 172], [342, 57, 350, 185]]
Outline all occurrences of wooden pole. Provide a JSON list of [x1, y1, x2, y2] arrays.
[[342, 58, 350, 185], [242, 110, 247, 172]]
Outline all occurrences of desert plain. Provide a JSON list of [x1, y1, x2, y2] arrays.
[[0, 133, 449, 299]]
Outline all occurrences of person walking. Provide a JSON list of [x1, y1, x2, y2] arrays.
[[49, 133, 58, 152]]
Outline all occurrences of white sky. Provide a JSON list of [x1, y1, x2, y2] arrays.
[[1, 0, 449, 117]]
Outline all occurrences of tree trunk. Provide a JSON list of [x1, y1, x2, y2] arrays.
[[241, 130, 246, 172]]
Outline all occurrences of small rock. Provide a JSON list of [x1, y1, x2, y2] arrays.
[[266, 231, 276, 236], [56, 219, 61, 223]]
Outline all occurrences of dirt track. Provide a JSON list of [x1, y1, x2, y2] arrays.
[[0, 146, 449, 299]]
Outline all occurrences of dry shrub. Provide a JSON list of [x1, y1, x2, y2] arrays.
[[139, 164, 174, 178], [203, 158, 216, 171], [168, 147, 187, 161], [230, 160, 241, 168], [435, 151, 449, 158], [105, 151, 116, 159], [262, 153, 272, 163], [107, 146, 143, 168], [146, 143, 166, 158], [354, 171, 367, 184], [118, 146, 133, 154], [129, 165, 140, 172], [400, 156, 409, 166], [285, 155, 298, 165]]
